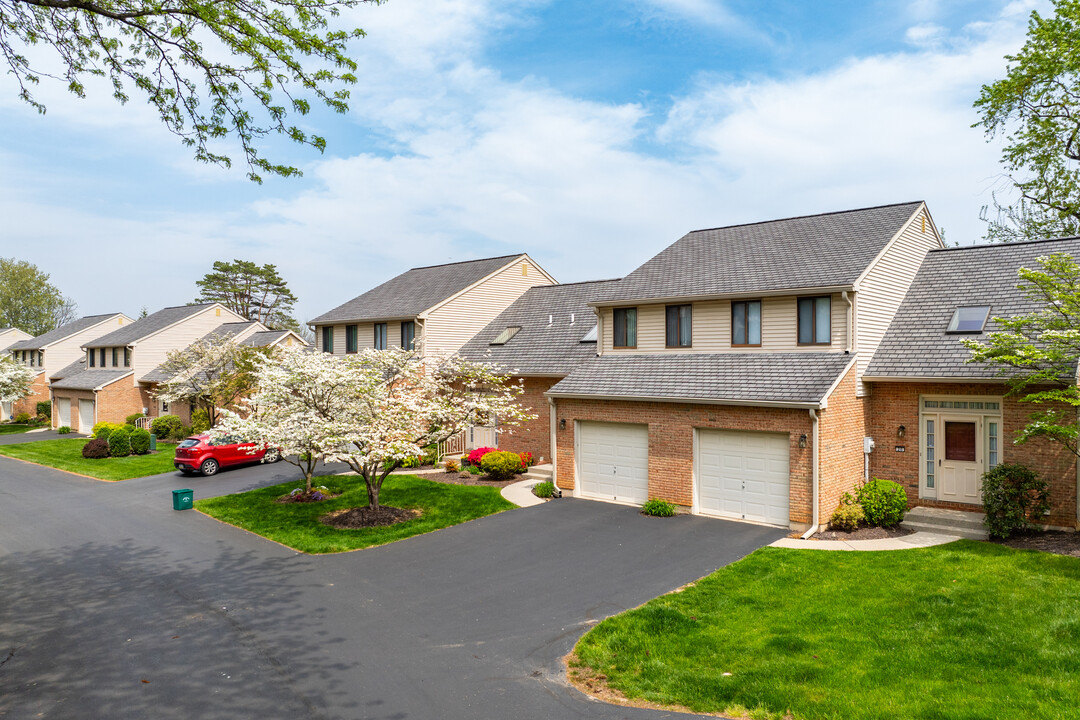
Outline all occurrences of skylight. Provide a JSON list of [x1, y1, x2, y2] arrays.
[[580, 326, 598, 343], [946, 306, 991, 334], [490, 326, 521, 345]]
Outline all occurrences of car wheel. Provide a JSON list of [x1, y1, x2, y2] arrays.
[[200, 458, 220, 477], [263, 448, 281, 464]]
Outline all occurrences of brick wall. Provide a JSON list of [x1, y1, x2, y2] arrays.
[[496, 376, 558, 463], [553, 398, 816, 525], [868, 381, 1077, 528], [97, 380, 150, 426], [13, 372, 48, 418], [818, 362, 869, 523]]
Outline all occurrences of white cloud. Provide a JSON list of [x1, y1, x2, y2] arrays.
[[905, 23, 948, 46]]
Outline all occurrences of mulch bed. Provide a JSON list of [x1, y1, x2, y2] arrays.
[[422, 471, 521, 488], [321, 506, 421, 529], [995, 531, 1080, 558], [276, 489, 342, 504], [813, 525, 915, 541]]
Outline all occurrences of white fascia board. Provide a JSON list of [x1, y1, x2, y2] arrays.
[[817, 356, 859, 410], [419, 253, 558, 320], [43, 313, 133, 350], [587, 285, 853, 309]]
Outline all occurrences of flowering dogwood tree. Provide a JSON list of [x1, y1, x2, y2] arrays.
[[0, 357, 36, 407], [155, 335, 266, 426], [216, 345, 533, 507]]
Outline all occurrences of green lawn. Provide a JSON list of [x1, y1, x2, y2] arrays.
[[196, 474, 514, 554], [0, 423, 36, 435], [0, 438, 178, 480], [572, 542, 1080, 720]]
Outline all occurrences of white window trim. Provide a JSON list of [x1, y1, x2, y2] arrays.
[[918, 394, 1002, 501]]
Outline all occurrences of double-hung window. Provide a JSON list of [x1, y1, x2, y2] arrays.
[[345, 325, 358, 354], [732, 300, 762, 346], [112, 348, 119, 367], [89, 350, 95, 368], [321, 326, 333, 353], [613, 307, 637, 348], [797, 296, 831, 345], [666, 304, 692, 348], [401, 321, 416, 351], [99, 348, 107, 367], [123, 348, 130, 367], [374, 323, 387, 350]]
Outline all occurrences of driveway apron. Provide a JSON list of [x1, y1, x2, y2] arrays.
[[0, 456, 784, 719]]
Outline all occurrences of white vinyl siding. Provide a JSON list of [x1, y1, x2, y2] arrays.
[[423, 256, 555, 357], [855, 205, 941, 393], [38, 314, 131, 380], [130, 306, 246, 383], [601, 294, 848, 353]]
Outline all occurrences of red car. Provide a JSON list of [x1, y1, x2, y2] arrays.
[[174, 434, 281, 476]]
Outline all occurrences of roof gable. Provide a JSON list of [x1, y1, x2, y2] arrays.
[[601, 202, 925, 303], [85, 304, 234, 348], [310, 254, 537, 324], [10, 314, 127, 351]]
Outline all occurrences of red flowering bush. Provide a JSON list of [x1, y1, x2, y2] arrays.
[[518, 451, 534, 468], [467, 447, 496, 465]]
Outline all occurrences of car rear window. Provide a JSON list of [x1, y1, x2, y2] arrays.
[[177, 439, 200, 449]]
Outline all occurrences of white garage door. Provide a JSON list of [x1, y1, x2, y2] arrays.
[[78, 399, 95, 435], [57, 397, 70, 427], [697, 429, 790, 526], [577, 422, 649, 504]]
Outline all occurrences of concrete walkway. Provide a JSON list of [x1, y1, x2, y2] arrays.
[[770, 531, 961, 551], [501, 477, 547, 507]]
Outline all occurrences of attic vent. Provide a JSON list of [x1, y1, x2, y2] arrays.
[[946, 305, 990, 334], [570, 313, 575, 324], [921, 215, 926, 233], [490, 326, 522, 345], [580, 326, 598, 343], [522, 263, 529, 277], [118, 318, 124, 325], [215, 308, 221, 317]]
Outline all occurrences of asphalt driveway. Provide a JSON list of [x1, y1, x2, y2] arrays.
[[0, 455, 784, 719]]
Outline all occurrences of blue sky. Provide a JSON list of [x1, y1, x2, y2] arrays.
[[0, 0, 1047, 325]]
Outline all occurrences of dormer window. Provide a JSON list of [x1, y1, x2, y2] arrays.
[[580, 326, 598, 343], [946, 306, 991, 334], [490, 326, 521, 345]]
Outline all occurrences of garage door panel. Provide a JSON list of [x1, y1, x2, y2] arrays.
[[698, 429, 790, 526], [578, 422, 649, 504]]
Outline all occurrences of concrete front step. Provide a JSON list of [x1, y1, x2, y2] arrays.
[[523, 464, 553, 483], [902, 506, 988, 540]]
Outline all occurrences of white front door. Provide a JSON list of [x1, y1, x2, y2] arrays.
[[577, 421, 649, 504], [78, 399, 94, 434], [697, 429, 790, 526], [939, 417, 982, 503], [57, 397, 71, 427]]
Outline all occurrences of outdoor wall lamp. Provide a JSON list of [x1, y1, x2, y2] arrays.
[[798, 434, 807, 448], [559, 419, 566, 430], [898, 425, 906, 438]]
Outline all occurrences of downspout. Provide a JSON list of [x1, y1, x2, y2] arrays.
[[841, 291, 854, 353], [801, 408, 820, 539], [547, 397, 561, 497]]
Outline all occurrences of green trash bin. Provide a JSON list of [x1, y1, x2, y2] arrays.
[[150, 433, 157, 451], [172, 488, 194, 511]]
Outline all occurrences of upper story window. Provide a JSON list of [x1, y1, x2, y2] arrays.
[[29, 351, 35, 367], [666, 304, 692, 348], [374, 323, 387, 350], [613, 307, 637, 348], [732, 300, 762, 347], [797, 296, 831, 345], [89, 350, 95, 367], [112, 348, 119, 367], [321, 326, 333, 354], [99, 348, 107, 367], [401, 321, 416, 351], [491, 326, 521, 345], [946, 305, 991, 334], [21, 350, 27, 364], [345, 325, 358, 354], [123, 348, 130, 367]]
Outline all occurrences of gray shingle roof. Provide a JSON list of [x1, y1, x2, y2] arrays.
[[198, 321, 260, 341], [50, 358, 85, 381], [548, 352, 855, 405], [866, 237, 1080, 379], [456, 279, 621, 376], [310, 255, 529, 324], [10, 314, 123, 351], [50, 369, 132, 391], [599, 202, 926, 303], [140, 325, 298, 384], [85, 304, 217, 348], [243, 330, 294, 347]]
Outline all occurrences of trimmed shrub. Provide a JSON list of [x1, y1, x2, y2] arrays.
[[466, 446, 496, 465], [191, 409, 211, 434], [443, 459, 460, 473], [466, 464, 482, 475], [33, 414, 48, 426], [57, 426, 71, 434], [829, 503, 864, 532], [125, 413, 145, 427], [93, 421, 125, 440], [641, 498, 677, 517], [14, 412, 31, 424], [108, 427, 132, 457], [81, 437, 110, 459], [532, 481, 555, 498], [857, 478, 908, 527], [130, 428, 151, 455], [480, 450, 522, 480], [36, 401, 51, 418], [150, 414, 182, 440], [982, 463, 1050, 540]]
